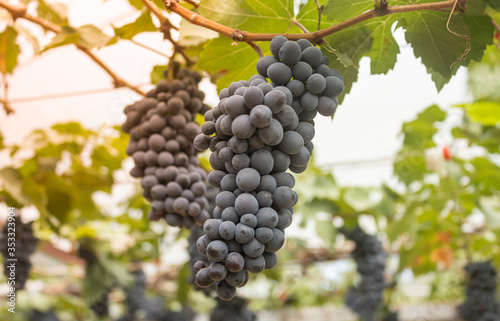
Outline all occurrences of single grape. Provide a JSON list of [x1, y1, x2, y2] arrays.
[[258, 119, 284, 146], [301, 46, 323, 69], [306, 73, 327, 94], [224, 252, 245, 273], [256, 207, 279, 228], [279, 131, 304, 155], [256, 56, 279, 78], [267, 62, 292, 86], [279, 41, 302, 66], [206, 240, 229, 263], [272, 186, 297, 209], [270, 35, 288, 58], [235, 223, 255, 244], [236, 167, 261, 192]]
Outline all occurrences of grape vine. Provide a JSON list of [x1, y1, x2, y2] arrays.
[[192, 35, 344, 300]]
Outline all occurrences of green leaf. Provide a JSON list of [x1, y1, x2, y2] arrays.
[[197, 37, 270, 92], [323, 0, 374, 22], [315, 220, 337, 247], [77, 25, 114, 49], [484, 0, 500, 9], [343, 187, 378, 212], [470, 157, 500, 193], [114, 11, 157, 40], [51, 122, 93, 136], [176, 263, 191, 303], [463, 15, 495, 62], [0, 167, 31, 205], [198, 0, 295, 33], [394, 153, 427, 184], [480, 196, 500, 229], [45, 25, 113, 51], [37, 0, 68, 26], [296, 0, 330, 31], [178, 19, 219, 47], [400, 10, 470, 81], [150, 65, 167, 85], [322, 25, 373, 102], [416, 104, 447, 123], [0, 26, 20, 74], [44, 26, 80, 51], [427, 66, 448, 92], [468, 61, 500, 101], [462, 101, 500, 125], [365, 16, 400, 74]]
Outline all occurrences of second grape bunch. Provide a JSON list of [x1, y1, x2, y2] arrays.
[[193, 36, 344, 300]]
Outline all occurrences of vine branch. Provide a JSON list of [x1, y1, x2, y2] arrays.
[[1, 73, 14, 114], [164, 0, 456, 43], [0, 0, 145, 96], [141, 0, 195, 65]]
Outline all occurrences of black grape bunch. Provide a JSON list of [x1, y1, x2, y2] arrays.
[[343, 227, 387, 321], [210, 297, 256, 321], [191, 36, 344, 300], [458, 261, 500, 321], [122, 67, 212, 229], [0, 214, 39, 290], [29, 309, 60, 321], [117, 268, 194, 321]]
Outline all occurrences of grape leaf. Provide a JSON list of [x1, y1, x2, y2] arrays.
[[0, 168, 32, 206], [77, 25, 115, 49], [44, 25, 113, 51], [0, 26, 20, 74], [462, 101, 500, 125], [37, 0, 68, 26], [323, 0, 374, 22], [394, 153, 427, 184], [365, 16, 400, 74], [197, 37, 271, 92], [150, 64, 167, 85], [198, 0, 295, 33], [468, 61, 500, 100], [399, 11, 470, 80], [463, 15, 495, 62], [322, 25, 373, 103], [178, 19, 219, 47], [43, 26, 80, 51], [114, 11, 157, 40], [295, 0, 330, 31]]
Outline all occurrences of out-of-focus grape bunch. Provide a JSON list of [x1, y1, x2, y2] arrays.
[[343, 227, 387, 321]]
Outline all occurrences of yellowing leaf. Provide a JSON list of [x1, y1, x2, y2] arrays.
[[0, 26, 20, 74]]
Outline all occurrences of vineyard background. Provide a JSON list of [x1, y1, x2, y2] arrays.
[[0, 0, 499, 320]]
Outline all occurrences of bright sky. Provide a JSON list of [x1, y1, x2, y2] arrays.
[[0, 0, 472, 186]]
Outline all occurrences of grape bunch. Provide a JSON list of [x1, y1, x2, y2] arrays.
[[343, 227, 387, 321], [0, 214, 39, 290], [117, 268, 194, 321], [29, 309, 60, 321], [122, 67, 212, 229], [458, 261, 500, 321], [210, 297, 256, 321], [192, 36, 344, 300]]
